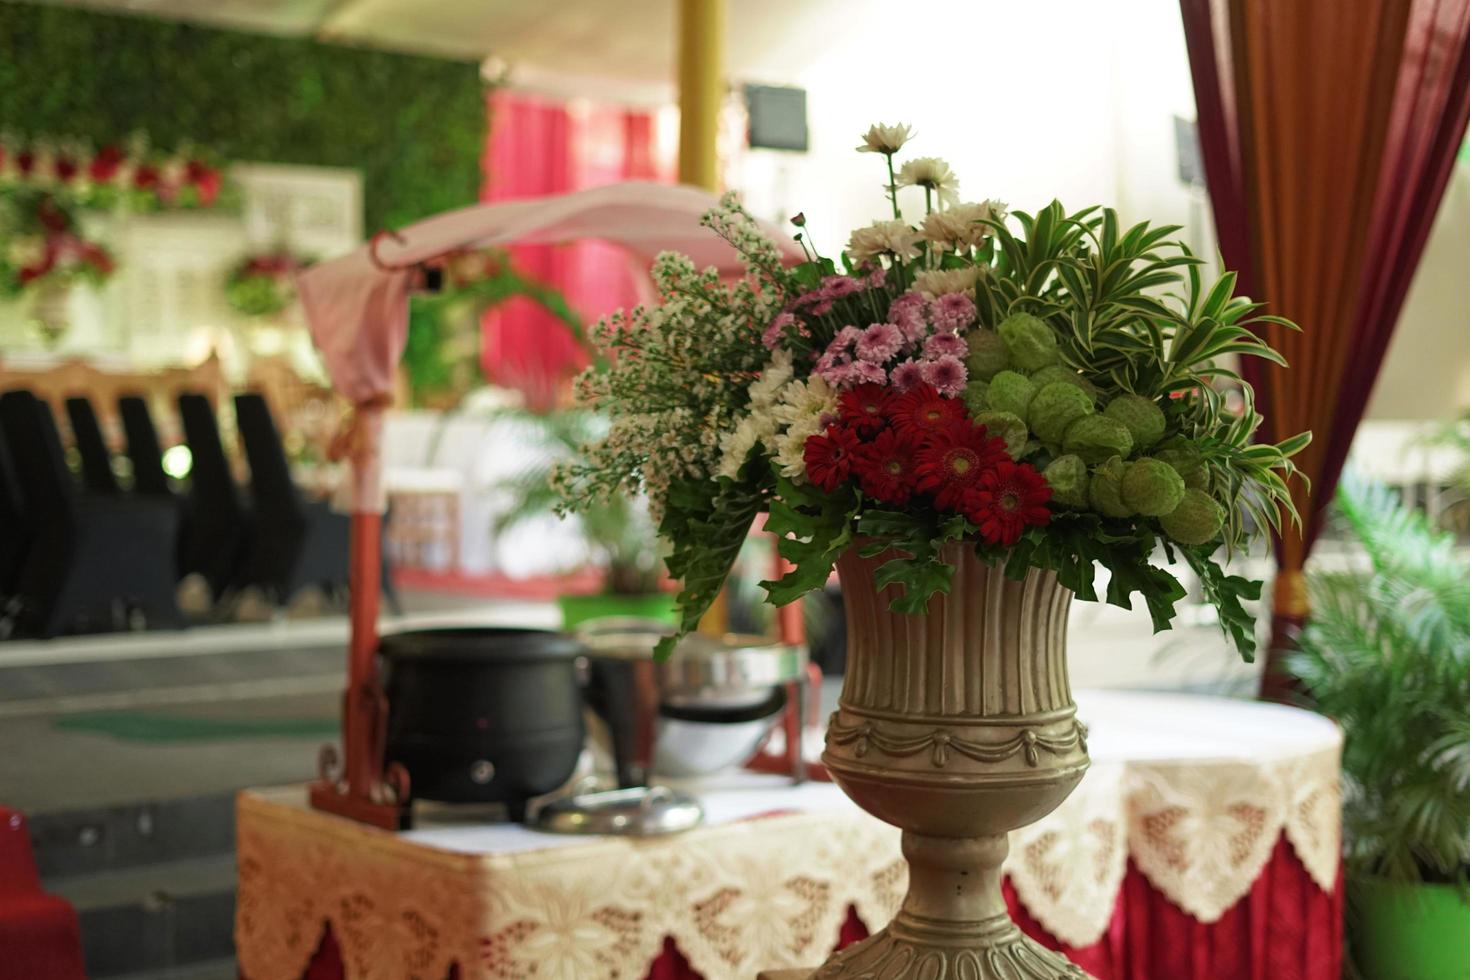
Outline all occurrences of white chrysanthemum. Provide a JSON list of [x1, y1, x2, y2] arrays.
[[896, 157, 960, 207], [856, 122, 914, 155], [914, 266, 984, 298], [746, 349, 794, 410], [775, 416, 823, 481], [772, 375, 835, 426], [847, 219, 924, 265], [920, 199, 1005, 251], [716, 412, 777, 480]]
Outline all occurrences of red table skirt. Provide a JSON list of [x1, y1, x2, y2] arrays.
[[289, 837, 1340, 980]]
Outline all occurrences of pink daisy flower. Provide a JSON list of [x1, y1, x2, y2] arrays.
[[857, 322, 904, 363], [923, 332, 968, 359], [888, 292, 925, 319], [922, 354, 968, 396], [821, 275, 864, 299], [890, 359, 926, 392], [851, 361, 887, 385], [930, 293, 977, 333], [762, 312, 796, 350]]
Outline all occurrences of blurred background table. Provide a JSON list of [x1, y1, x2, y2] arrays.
[[235, 691, 1343, 980]]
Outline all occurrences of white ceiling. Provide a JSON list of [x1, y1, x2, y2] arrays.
[[32, 0, 836, 96]]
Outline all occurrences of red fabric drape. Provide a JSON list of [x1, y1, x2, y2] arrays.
[[481, 91, 673, 410], [280, 836, 1338, 980], [1178, 0, 1470, 698]]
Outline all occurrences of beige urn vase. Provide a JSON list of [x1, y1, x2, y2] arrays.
[[780, 544, 1093, 979]]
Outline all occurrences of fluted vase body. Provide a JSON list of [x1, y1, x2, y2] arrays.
[[810, 544, 1093, 979]]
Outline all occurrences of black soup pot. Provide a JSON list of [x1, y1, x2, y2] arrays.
[[382, 627, 585, 821]]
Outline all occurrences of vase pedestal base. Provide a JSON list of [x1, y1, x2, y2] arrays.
[[758, 831, 1092, 980], [757, 919, 1092, 980]]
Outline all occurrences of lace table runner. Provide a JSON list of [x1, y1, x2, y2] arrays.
[[236, 690, 1340, 980]]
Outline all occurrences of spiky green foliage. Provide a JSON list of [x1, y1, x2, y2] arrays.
[[1289, 474, 1470, 884], [974, 202, 1307, 555]]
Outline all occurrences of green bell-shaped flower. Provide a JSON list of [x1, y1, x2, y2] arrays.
[[1028, 382, 1094, 445], [1063, 415, 1134, 464], [1160, 488, 1227, 545], [998, 312, 1060, 371], [1121, 457, 1186, 517]]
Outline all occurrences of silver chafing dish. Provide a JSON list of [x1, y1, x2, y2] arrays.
[[575, 619, 809, 785]]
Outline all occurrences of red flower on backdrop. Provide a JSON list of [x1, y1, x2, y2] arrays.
[[852, 428, 920, 504], [133, 164, 159, 190], [185, 160, 222, 205], [962, 461, 1053, 546], [804, 426, 861, 492], [839, 383, 893, 436], [16, 150, 35, 176], [79, 243, 114, 276], [914, 422, 1008, 510], [890, 383, 967, 441], [54, 155, 78, 182], [89, 146, 124, 183]]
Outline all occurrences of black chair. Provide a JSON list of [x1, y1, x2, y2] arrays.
[[65, 396, 119, 494], [119, 395, 172, 496], [0, 428, 29, 631], [177, 393, 250, 602], [232, 393, 352, 607], [0, 390, 182, 636]]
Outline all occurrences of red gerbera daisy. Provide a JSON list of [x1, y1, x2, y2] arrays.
[[852, 428, 920, 504], [803, 426, 861, 492], [889, 383, 967, 442], [838, 383, 893, 436], [914, 423, 1009, 510], [962, 461, 1053, 546]]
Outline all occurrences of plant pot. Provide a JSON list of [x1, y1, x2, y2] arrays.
[[381, 627, 585, 822], [557, 591, 677, 630], [1353, 875, 1470, 980], [805, 543, 1092, 979]]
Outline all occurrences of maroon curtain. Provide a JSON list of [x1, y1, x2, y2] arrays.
[[1324, 2, 1470, 489], [1179, 0, 1470, 699]]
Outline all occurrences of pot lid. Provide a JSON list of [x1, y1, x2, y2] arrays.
[[531, 785, 704, 836], [379, 626, 584, 663]]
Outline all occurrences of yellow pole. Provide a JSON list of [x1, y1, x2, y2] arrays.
[[679, 0, 730, 635], [677, 0, 724, 191]]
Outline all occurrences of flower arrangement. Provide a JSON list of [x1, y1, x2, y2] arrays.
[[0, 134, 227, 211], [556, 124, 1308, 659], [0, 191, 114, 299], [225, 249, 307, 317]]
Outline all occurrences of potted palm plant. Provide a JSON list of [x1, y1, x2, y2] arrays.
[[496, 407, 673, 628], [1290, 475, 1470, 980]]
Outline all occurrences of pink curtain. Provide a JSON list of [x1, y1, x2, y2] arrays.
[[481, 91, 673, 409]]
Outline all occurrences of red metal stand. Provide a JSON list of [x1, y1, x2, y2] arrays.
[[308, 413, 411, 830]]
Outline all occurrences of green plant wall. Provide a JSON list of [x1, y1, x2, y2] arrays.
[[0, 2, 485, 231]]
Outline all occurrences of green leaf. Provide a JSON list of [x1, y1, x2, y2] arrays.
[[760, 474, 856, 606], [655, 473, 769, 659]]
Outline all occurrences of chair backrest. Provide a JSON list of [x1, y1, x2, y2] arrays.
[[0, 428, 28, 593], [64, 396, 118, 494], [118, 395, 170, 496], [0, 391, 77, 525], [233, 393, 303, 530], [177, 393, 241, 521]]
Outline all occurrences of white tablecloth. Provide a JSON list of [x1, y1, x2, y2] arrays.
[[235, 690, 1340, 980]]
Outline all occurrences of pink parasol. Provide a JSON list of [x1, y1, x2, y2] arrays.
[[297, 181, 803, 828]]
